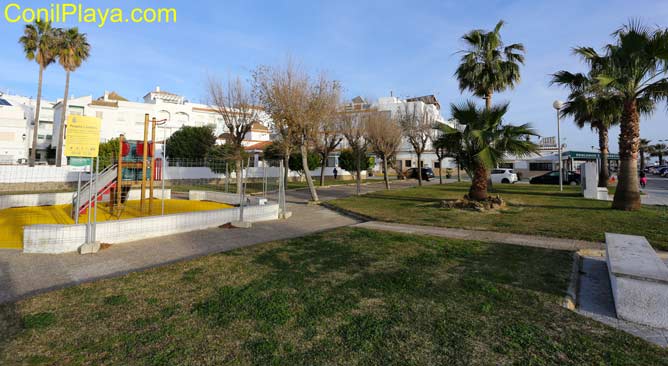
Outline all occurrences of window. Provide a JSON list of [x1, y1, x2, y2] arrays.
[[434, 161, 440, 168], [405, 160, 412, 167], [529, 163, 553, 171], [498, 163, 513, 169], [326, 157, 337, 167], [45, 135, 52, 140], [491, 169, 505, 174]]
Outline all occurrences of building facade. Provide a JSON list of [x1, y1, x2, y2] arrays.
[[0, 93, 55, 164]]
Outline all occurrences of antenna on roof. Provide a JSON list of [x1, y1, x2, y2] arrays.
[[390, 90, 393, 97]]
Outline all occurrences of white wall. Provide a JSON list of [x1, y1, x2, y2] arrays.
[[23, 203, 279, 254]]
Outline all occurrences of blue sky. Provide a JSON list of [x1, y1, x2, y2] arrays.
[[1, 0, 668, 151]]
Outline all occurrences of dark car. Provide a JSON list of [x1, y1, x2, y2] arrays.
[[405, 167, 435, 181], [529, 171, 581, 185]]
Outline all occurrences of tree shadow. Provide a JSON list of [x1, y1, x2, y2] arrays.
[[0, 260, 22, 359]]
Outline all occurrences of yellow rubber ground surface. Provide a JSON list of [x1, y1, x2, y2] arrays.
[[0, 199, 232, 250]]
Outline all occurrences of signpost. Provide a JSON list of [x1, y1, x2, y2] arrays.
[[64, 115, 102, 253]]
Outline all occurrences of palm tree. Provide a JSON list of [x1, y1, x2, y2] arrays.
[[551, 71, 620, 188], [455, 20, 525, 110], [19, 20, 58, 166], [55, 27, 90, 167], [445, 101, 538, 200], [650, 143, 668, 165], [574, 22, 668, 210], [639, 138, 651, 171]]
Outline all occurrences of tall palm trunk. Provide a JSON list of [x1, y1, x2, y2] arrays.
[[300, 143, 319, 202], [30, 65, 44, 166], [56, 70, 71, 167], [612, 100, 641, 211], [485, 91, 493, 110], [597, 126, 610, 188], [416, 153, 423, 186], [639, 150, 646, 172], [469, 164, 489, 200], [382, 155, 390, 190], [457, 161, 461, 182]]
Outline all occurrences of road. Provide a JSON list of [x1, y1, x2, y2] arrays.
[[641, 176, 668, 206]]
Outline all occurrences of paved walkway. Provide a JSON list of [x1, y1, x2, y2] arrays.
[[354, 221, 602, 251], [0, 179, 435, 304], [578, 256, 668, 347]]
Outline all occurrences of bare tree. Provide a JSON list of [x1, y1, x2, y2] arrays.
[[253, 62, 340, 202], [341, 111, 368, 195], [315, 115, 343, 186], [207, 76, 260, 194], [398, 104, 434, 186], [365, 110, 402, 189], [253, 64, 302, 189]]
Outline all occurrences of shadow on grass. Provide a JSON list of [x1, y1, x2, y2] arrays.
[[0, 260, 22, 359]]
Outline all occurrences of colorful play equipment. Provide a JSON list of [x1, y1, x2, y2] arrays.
[[72, 114, 166, 219]]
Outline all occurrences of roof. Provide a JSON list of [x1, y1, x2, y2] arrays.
[[90, 100, 118, 108], [244, 141, 272, 151], [563, 151, 620, 160], [250, 121, 269, 132], [406, 95, 440, 110], [98, 91, 128, 101]]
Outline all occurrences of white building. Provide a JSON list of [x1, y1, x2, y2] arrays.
[[0, 93, 55, 164], [334, 95, 456, 176], [52, 87, 272, 163]]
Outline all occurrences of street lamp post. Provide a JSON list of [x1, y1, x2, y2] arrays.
[[553, 100, 564, 192]]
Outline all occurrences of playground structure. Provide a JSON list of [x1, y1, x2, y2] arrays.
[[72, 114, 165, 220]]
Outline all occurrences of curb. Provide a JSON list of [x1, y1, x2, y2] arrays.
[[563, 252, 582, 310]]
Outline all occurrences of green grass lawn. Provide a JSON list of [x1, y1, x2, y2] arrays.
[[1, 228, 666, 365], [329, 183, 668, 250]]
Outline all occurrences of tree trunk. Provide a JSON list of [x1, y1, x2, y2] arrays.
[[612, 100, 641, 211], [597, 126, 610, 188], [485, 91, 493, 110], [236, 159, 243, 197], [30, 65, 44, 166], [355, 148, 362, 195], [283, 154, 290, 189], [438, 158, 443, 184], [319, 153, 326, 186], [457, 160, 461, 182], [56, 70, 71, 167], [640, 150, 645, 172], [469, 164, 488, 200], [300, 144, 319, 202], [382, 155, 390, 190], [416, 153, 422, 186]]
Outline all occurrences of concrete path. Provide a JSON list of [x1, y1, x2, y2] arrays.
[[0, 203, 359, 304], [0, 179, 434, 304], [577, 256, 668, 347], [354, 221, 602, 251]]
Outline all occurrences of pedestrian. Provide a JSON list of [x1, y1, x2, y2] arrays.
[[640, 171, 647, 189], [333, 167, 338, 180]]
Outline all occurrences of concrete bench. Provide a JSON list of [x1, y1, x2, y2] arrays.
[[605, 233, 668, 329]]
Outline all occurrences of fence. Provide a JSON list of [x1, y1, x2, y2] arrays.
[[0, 158, 288, 253]]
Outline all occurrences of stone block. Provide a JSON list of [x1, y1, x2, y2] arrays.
[[606, 233, 668, 329]]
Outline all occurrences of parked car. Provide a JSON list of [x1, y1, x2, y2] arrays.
[[490, 168, 518, 184], [657, 167, 668, 176], [529, 171, 581, 185], [405, 167, 435, 181], [651, 166, 668, 175]]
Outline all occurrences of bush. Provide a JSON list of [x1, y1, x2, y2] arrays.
[[289, 150, 321, 173], [338, 149, 373, 174], [165, 125, 216, 161]]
